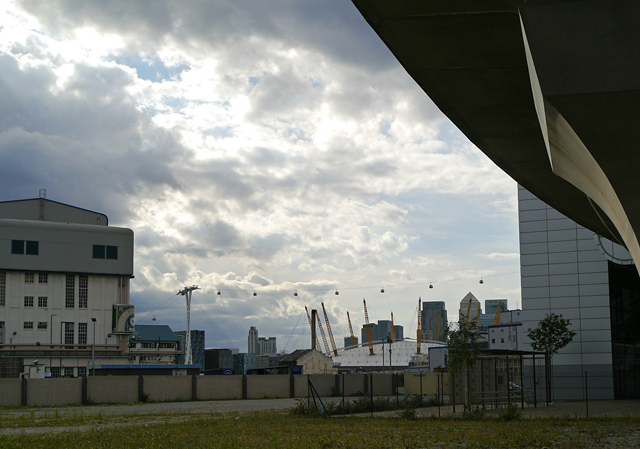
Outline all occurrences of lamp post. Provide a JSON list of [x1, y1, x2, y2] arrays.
[[381, 339, 385, 373], [91, 318, 97, 376], [388, 337, 392, 374]]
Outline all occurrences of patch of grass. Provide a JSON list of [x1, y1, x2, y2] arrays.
[[2, 411, 640, 448], [498, 402, 522, 421]]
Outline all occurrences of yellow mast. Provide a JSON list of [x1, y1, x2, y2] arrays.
[[304, 306, 321, 351], [347, 311, 356, 348], [321, 302, 338, 356], [492, 301, 503, 325], [391, 312, 396, 342], [363, 299, 374, 355]]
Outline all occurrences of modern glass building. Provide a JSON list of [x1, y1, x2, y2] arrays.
[[519, 186, 639, 399]]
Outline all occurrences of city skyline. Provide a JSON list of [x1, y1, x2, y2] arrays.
[[0, 1, 521, 352]]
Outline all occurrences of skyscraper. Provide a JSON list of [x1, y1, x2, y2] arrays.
[[421, 301, 448, 342], [248, 326, 258, 354], [459, 292, 482, 323]]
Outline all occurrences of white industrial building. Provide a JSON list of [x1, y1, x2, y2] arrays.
[[332, 340, 439, 372], [0, 195, 134, 378]]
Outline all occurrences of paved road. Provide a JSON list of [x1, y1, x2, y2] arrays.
[[2, 397, 639, 419]]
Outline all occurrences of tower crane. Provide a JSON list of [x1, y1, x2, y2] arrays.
[[417, 297, 422, 354], [347, 311, 357, 348], [304, 306, 321, 351], [321, 303, 338, 356], [363, 299, 374, 355]]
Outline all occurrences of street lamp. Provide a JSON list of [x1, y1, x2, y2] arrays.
[[91, 318, 97, 376]]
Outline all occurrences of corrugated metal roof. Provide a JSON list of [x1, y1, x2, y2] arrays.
[[131, 325, 180, 342]]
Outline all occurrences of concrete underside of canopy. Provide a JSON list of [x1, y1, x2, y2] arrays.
[[352, 0, 640, 262]]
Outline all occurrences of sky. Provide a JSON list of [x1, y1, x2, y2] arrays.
[[0, 0, 521, 353]]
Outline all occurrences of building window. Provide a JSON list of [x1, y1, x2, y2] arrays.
[[24, 321, 33, 329], [491, 338, 495, 344], [38, 322, 48, 330], [78, 323, 87, 348], [79, 275, 88, 309], [38, 273, 48, 284], [501, 338, 505, 343], [159, 343, 175, 349], [0, 321, 4, 329], [77, 367, 87, 378], [25, 273, 34, 283], [92, 245, 118, 260], [38, 296, 48, 308], [0, 272, 5, 307], [64, 367, 74, 377], [24, 296, 34, 307], [142, 342, 157, 348], [11, 240, 39, 255], [64, 322, 74, 345], [50, 367, 61, 378], [65, 275, 75, 308]]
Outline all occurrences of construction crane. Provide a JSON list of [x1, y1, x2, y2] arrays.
[[347, 311, 357, 348], [435, 309, 441, 342], [475, 310, 481, 329], [417, 297, 422, 354], [363, 299, 374, 355], [492, 301, 503, 325], [391, 312, 396, 342], [321, 303, 338, 356], [315, 310, 331, 356], [304, 306, 321, 351]]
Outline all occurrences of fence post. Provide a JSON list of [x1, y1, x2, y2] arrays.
[[342, 373, 345, 406], [192, 375, 197, 401], [21, 377, 27, 406], [370, 373, 373, 417], [82, 376, 88, 404], [585, 371, 589, 418], [290, 374, 295, 398], [138, 375, 144, 402], [420, 372, 423, 397], [242, 374, 248, 399]]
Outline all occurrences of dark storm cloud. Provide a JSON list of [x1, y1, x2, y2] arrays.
[[16, 0, 395, 71], [0, 52, 187, 223]]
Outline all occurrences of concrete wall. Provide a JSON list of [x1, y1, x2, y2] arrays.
[[246, 374, 289, 399], [405, 372, 449, 397], [308, 374, 337, 397], [27, 378, 82, 407], [197, 375, 243, 400], [0, 379, 22, 407], [342, 374, 367, 396], [87, 376, 138, 404], [371, 374, 392, 396], [143, 375, 192, 402], [1, 374, 398, 408]]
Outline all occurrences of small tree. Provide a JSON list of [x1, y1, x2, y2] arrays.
[[446, 318, 481, 410], [526, 313, 576, 402]]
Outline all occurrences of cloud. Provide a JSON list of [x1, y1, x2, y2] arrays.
[[2, 1, 522, 351]]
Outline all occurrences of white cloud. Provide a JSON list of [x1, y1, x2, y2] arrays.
[[1, 0, 522, 351]]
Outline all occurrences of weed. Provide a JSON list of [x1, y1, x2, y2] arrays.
[[499, 403, 521, 421], [139, 393, 150, 403], [397, 407, 418, 420], [465, 405, 485, 421]]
